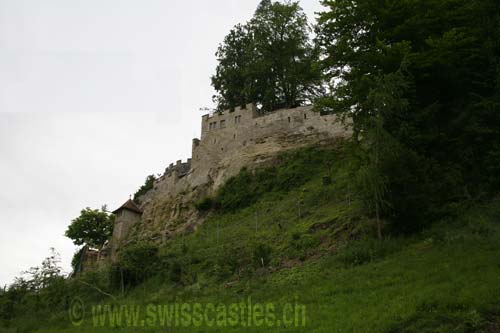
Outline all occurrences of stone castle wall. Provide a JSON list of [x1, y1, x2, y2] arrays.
[[146, 104, 349, 198], [192, 104, 349, 189], [134, 104, 351, 241]]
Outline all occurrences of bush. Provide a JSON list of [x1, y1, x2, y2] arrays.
[[195, 196, 215, 212], [337, 237, 404, 267], [116, 242, 159, 287], [288, 233, 319, 261], [216, 168, 256, 211], [252, 243, 272, 268], [156, 249, 186, 284], [169, 262, 183, 283], [133, 175, 156, 202], [71, 247, 85, 273], [465, 212, 494, 237]]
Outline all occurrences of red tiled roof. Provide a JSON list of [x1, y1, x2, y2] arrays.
[[112, 199, 142, 215]]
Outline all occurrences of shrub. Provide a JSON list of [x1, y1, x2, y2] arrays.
[[216, 168, 256, 211], [195, 196, 215, 212], [252, 243, 272, 268], [169, 261, 182, 283], [133, 175, 156, 203], [211, 246, 241, 281], [337, 237, 404, 267], [288, 233, 319, 260], [116, 242, 159, 287], [71, 247, 85, 273], [465, 212, 494, 237]]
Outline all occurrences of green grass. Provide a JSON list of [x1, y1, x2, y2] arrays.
[[5, 146, 500, 332]]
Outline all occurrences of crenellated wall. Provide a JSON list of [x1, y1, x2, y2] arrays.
[[190, 104, 350, 189], [133, 104, 351, 241], [143, 104, 350, 201], [144, 104, 349, 199]]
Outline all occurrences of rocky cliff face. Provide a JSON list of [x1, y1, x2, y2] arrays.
[[122, 105, 351, 246]]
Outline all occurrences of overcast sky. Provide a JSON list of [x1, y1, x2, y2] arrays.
[[0, 0, 324, 286]]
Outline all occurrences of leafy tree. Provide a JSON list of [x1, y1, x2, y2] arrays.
[[211, 24, 254, 111], [316, 0, 500, 231], [212, 0, 321, 112], [65, 207, 114, 249], [21, 248, 63, 291], [0, 248, 66, 326], [249, 0, 321, 111]]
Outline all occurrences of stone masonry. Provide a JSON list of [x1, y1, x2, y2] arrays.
[[112, 104, 350, 247], [143, 104, 349, 200]]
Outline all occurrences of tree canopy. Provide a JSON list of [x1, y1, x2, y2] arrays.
[[65, 207, 115, 249], [211, 0, 321, 112], [316, 0, 500, 232]]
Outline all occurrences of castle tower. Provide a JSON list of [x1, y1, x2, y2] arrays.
[[110, 198, 142, 259]]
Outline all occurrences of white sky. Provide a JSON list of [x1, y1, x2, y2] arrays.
[[0, 0, 324, 286]]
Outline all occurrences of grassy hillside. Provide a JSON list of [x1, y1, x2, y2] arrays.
[[4, 145, 500, 333]]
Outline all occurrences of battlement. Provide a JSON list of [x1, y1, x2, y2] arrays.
[[201, 103, 258, 121], [125, 102, 351, 252], [139, 103, 350, 203], [108, 100, 351, 264], [191, 104, 350, 185], [200, 103, 258, 139], [157, 158, 192, 182]]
